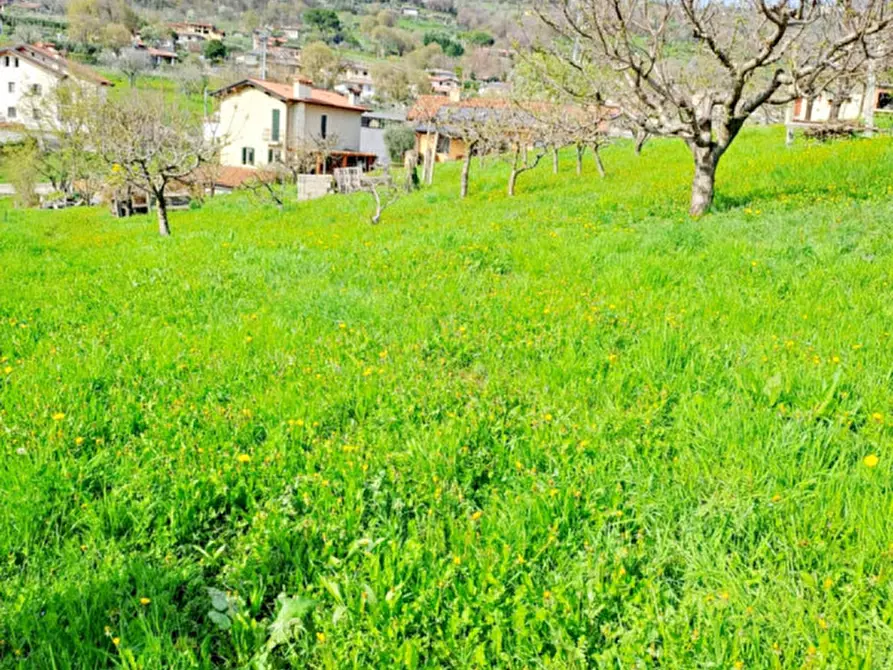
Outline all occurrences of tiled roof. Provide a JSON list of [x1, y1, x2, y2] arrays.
[[407, 95, 515, 121], [212, 78, 367, 112], [0, 44, 113, 86], [148, 48, 177, 58]]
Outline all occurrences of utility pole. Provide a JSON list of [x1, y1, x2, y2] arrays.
[[260, 30, 269, 80]]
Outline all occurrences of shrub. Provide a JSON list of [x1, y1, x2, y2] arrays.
[[383, 124, 417, 162]]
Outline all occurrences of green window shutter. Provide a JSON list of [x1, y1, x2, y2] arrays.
[[272, 109, 280, 142]]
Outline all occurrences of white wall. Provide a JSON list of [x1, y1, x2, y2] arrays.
[[300, 104, 362, 151], [792, 92, 867, 122], [0, 55, 62, 129], [218, 87, 287, 168]]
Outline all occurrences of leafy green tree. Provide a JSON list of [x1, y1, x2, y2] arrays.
[[300, 41, 341, 88], [66, 0, 138, 47], [304, 8, 342, 42], [383, 124, 416, 163], [203, 40, 228, 64], [463, 30, 494, 47], [370, 26, 416, 57], [423, 31, 463, 58]]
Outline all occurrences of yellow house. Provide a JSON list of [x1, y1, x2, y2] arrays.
[[212, 77, 376, 173]]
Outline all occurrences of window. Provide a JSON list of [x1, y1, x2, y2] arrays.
[[7, 82, 13, 93], [436, 135, 451, 154], [271, 109, 280, 142], [3, 57, 8, 67], [320, 114, 327, 139], [268, 149, 281, 163], [31, 84, 41, 95], [241, 147, 255, 165], [13, 58, 18, 68], [7, 107, 16, 120]]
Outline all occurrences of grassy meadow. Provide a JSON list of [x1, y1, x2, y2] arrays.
[[2, 128, 893, 668]]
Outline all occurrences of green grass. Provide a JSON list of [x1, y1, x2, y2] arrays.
[[2, 128, 893, 667]]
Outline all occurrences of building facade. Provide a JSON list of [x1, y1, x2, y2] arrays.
[[213, 77, 376, 172], [0, 43, 111, 129]]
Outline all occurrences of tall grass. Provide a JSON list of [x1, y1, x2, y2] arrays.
[[1, 128, 893, 667]]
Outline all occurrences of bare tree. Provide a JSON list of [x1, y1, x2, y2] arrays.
[[363, 176, 402, 225], [20, 81, 105, 202], [103, 48, 152, 88], [91, 91, 220, 236], [533, 0, 893, 214], [441, 102, 506, 197], [492, 106, 548, 196]]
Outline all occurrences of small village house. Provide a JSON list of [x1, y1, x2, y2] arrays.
[[212, 77, 376, 179], [360, 108, 408, 165], [427, 69, 460, 96], [408, 92, 620, 163], [170, 22, 226, 49], [335, 61, 376, 101], [789, 86, 893, 123], [0, 43, 112, 128]]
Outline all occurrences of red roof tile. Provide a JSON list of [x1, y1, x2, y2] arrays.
[[213, 78, 367, 112], [0, 44, 113, 86]]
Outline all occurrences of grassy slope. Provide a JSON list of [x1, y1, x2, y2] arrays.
[[2, 128, 893, 667]]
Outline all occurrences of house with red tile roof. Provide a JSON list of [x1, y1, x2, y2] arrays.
[[211, 77, 377, 175], [0, 44, 112, 128]]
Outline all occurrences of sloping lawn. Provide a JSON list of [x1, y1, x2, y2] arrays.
[[1, 128, 893, 667]]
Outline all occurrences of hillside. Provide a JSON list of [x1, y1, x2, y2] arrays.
[[2, 129, 893, 666]]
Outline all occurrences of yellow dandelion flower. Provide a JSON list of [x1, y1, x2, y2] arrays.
[[864, 454, 879, 468], [52, 412, 65, 421], [872, 412, 884, 423], [3, 366, 11, 374], [75, 437, 84, 446], [470, 511, 482, 521], [316, 632, 326, 643], [139, 597, 151, 606], [112, 637, 120, 646], [237, 454, 251, 463], [453, 555, 461, 565]]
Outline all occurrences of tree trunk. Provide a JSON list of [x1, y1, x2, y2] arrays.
[[828, 97, 842, 122], [634, 129, 648, 155], [575, 143, 584, 175], [404, 150, 419, 192], [508, 169, 518, 197], [460, 150, 472, 198], [552, 146, 559, 174], [156, 191, 171, 236], [593, 144, 605, 178], [426, 133, 439, 185], [689, 145, 718, 217]]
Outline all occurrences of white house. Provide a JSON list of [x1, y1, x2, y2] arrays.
[[0, 43, 112, 128], [789, 86, 893, 123], [335, 61, 376, 101], [212, 77, 376, 173]]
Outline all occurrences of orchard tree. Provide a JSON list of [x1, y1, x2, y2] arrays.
[[440, 102, 506, 197], [91, 92, 220, 236], [534, 0, 893, 215], [20, 81, 106, 202], [99, 48, 151, 87]]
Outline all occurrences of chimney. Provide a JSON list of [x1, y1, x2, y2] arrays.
[[293, 75, 313, 99], [448, 86, 461, 103]]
